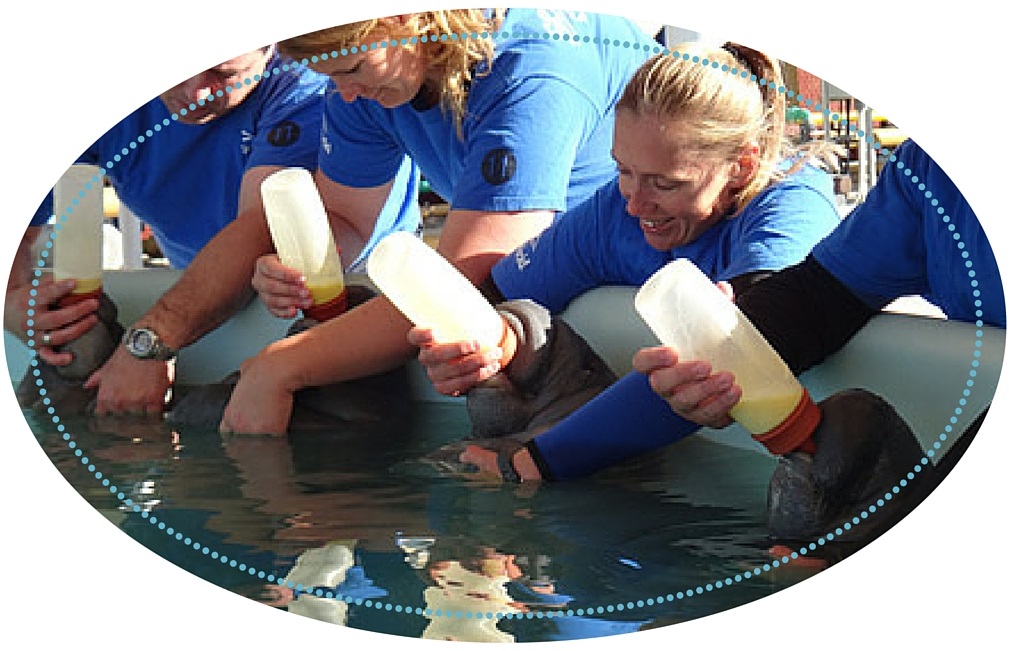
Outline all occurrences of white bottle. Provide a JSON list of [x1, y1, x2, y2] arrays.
[[52, 164, 104, 302], [261, 167, 346, 320], [367, 231, 504, 351], [635, 258, 820, 451]]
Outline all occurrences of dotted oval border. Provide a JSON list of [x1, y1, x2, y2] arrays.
[[20, 26, 989, 625]]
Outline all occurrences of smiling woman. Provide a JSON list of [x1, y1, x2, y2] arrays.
[[411, 41, 842, 482]]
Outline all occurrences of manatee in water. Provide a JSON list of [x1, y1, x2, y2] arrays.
[[167, 284, 413, 432], [16, 285, 411, 431], [766, 388, 942, 562], [414, 299, 618, 476], [15, 292, 124, 415]]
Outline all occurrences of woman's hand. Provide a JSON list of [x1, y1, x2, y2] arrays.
[[219, 352, 295, 435], [408, 326, 504, 396], [250, 253, 313, 319], [632, 345, 741, 429]]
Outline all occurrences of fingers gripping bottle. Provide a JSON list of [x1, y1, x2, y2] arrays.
[[261, 167, 347, 321], [367, 231, 514, 356], [635, 258, 820, 455], [52, 164, 104, 307]]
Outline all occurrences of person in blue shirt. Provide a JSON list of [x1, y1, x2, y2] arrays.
[[635, 137, 1003, 436], [7, 46, 338, 367], [211, 9, 656, 434], [30, 45, 421, 415], [626, 138, 1003, 552], [410, 42, 841, 480]]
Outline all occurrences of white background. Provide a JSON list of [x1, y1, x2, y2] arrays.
[[1, 1, 1004, 649]]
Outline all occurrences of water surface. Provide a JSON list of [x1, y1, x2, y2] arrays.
[[26, 397, 821, 642]]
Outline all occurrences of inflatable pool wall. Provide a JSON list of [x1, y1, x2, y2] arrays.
[[5, 269, 1002, 463]]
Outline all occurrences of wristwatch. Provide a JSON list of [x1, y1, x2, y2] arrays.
[[123, 326, 177, 361]]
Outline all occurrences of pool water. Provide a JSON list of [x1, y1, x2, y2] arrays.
[[23, 396, 823, 642]]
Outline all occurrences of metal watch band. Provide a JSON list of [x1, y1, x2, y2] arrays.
[[123, 326, 177, 361]]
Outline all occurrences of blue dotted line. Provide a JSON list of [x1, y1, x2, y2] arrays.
[[24, 28, 988, 624]]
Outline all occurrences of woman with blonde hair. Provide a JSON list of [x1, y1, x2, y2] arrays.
[[218, 9, 657, 433], [411, 42, 841, 481]]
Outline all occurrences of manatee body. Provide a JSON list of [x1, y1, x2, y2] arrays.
[[415, 299, 618, 475], [16, 292, 123, 415], [767, 389, 937, 556], [167, 361, 412, 432]]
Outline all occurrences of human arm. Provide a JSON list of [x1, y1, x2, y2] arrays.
[[220, 205, 553, 434], [411, 182, 626, 396], [634, 257, 876, 429], [84, 165, 282, 414]]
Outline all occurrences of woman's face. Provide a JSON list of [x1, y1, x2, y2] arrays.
[[612, 111, 748, 251], [310, 29, 431, 108]]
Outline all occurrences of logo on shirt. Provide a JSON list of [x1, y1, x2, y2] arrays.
[[267, 120, 301, 147], [514, 236, 540, 271], [536, 9, 586, 39], [481, 148, 517, 186], [240, 129, 253, 156]]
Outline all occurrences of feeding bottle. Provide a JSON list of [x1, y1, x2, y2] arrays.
[[634, 258, 820, 454], [261, 167, 347, 321], [52, 164, 104, 306], [367, 231, 506, 352]]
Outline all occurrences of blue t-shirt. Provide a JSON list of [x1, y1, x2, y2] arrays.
[[493, 163, 840, 311], [813, 139, 1005, 327], [319, 9, 656, 218], [32, 53, 420, 269]]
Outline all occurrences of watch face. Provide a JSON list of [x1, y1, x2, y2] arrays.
[[133, 330, 154, 354]]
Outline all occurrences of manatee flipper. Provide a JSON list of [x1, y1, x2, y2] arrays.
[[416, 299, 617, 478], [767, 389, 936, 555], [402, 435, 526, 481], [466, 299, 617, 442], [16, 292, 124, 415]]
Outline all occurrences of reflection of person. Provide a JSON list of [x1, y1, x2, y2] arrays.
[[258, 540, 388, 627], [218, 9, 656, 434], [422, 552, 524, 642], [6, 46, 330, 368], [411, 43, 840, 481], [71, 48, 420, 415]]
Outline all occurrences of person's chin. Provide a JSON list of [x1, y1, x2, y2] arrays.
[[175, 112, 219, 125]]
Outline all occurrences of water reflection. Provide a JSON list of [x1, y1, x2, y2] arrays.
[[29, 399, 821, 642]]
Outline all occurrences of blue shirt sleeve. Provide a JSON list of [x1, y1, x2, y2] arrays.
[[245, 65, 327, 171], [812, 143, 930, 309], [318, 94, 406, 188], [451, 72, 604, 213], [714, 167, 839, 282], [492, 179, 636, 311]]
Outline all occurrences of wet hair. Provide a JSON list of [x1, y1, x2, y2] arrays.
[[278, 10, 504, 136], [617, 41, 821, 212]]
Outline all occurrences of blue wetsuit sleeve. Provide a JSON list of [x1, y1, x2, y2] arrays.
[[528, 372, 700, 480]]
